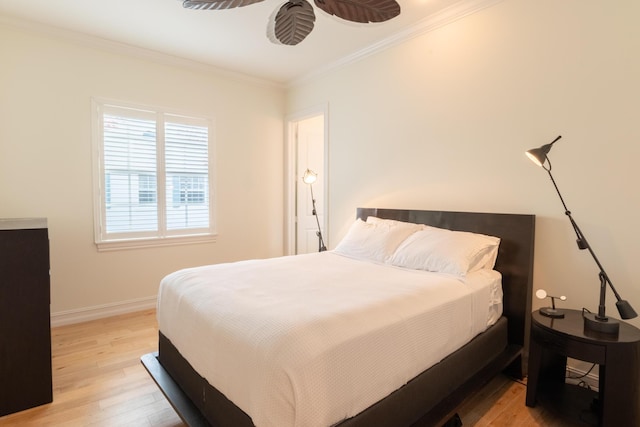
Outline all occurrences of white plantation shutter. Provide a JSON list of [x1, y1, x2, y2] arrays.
[[165, 118, 210, 230], [92, 100, 215, 249], [103, 110, 158, 233]]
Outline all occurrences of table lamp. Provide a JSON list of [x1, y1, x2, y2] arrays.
[[526, 136, 637, 337]]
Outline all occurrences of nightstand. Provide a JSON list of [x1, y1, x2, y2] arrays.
[[526, 309, 640, 426]]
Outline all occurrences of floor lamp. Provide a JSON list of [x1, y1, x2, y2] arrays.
[[302, 169, 327, 252], [526, 135, 637, 337]]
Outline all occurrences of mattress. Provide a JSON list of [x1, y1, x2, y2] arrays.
[[157, 251, 502, 427]]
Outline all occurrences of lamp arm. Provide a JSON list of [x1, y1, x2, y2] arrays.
[[308, 184, 327, 252], [546, 168, 624, 305], [566, 212, 624, 301], [546, 166, 588, 246]]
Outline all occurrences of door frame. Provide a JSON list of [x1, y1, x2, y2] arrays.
[[284, 104, 329, 255]]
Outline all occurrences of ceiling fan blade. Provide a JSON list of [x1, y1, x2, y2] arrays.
[[273, 0, 316, 45], [314, 0, 400, 23], [182, 0, 264, 10]]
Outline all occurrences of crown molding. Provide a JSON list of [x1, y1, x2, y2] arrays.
[[0, 0, 503, 90], [287, 0, 506, 88], [0, 13, 284, 90]]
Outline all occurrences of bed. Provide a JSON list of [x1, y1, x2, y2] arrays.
[[142, 207, 535, 427]]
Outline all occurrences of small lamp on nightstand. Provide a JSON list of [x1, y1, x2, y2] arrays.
[[526, 135, 637, 337], [536, 289, 567, 318]]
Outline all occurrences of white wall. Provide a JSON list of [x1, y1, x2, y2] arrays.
[[0, 22, 285, 318], [3, 0, 639, 336], [287, 0, 640, 328]]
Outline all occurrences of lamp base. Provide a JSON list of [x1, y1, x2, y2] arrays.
[[540, 307, 565, 318], [583, 312, 620, 338]]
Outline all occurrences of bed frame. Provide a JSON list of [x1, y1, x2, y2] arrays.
[[142, 208, 535, 427]]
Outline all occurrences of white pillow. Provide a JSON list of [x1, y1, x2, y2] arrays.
[[334, 218, 422, 263], [390, 225, 500, 276]]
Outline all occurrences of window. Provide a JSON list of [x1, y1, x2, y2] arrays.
[[172, 176, 206, 206], [138, 175, 157, 205], [92, 99, 215, 250]]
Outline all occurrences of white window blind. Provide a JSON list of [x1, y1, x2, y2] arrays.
[[92, 99, 215, 249], [165, 119, 209, 230]]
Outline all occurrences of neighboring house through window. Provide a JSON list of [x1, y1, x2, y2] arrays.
[[92, 98, 216, 250]]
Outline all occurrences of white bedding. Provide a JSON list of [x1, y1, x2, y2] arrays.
[[157, 251, 503, 427]]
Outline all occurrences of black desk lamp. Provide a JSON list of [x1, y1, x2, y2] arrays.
[[526, 135, 637, 337], [302, 169, 327, 252]]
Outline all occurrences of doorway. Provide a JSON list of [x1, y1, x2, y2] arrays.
[[285, 107, 327, 255]]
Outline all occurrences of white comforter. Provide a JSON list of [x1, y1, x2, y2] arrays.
[[157, 251, 502, 427]]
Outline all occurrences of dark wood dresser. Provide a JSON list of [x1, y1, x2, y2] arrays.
[[0, 218, 52, 416]]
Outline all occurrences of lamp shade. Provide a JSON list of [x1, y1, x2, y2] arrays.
[[302, 169, 317, 184], [617, 300, 638, 319], [525, 146, 549, 167], [525, 135, 562, 167]]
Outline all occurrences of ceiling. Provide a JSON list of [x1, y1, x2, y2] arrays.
[[0, 0, 496, 84]]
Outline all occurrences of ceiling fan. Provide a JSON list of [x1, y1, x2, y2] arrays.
[[180, 0, 401, 46]]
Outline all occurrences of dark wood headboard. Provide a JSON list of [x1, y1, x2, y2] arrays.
[[356, 208, 536, 350]]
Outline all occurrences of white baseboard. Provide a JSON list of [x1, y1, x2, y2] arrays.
[[566, 365, 599, 392], [51, 296, 157, 327]]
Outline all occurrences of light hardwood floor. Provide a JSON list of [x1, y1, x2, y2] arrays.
[[0, 309, 573, 426]]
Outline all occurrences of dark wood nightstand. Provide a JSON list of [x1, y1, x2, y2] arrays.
[[526, 309, 640, 426]]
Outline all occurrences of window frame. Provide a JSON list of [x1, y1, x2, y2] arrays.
[[91, 97, 217, 251]]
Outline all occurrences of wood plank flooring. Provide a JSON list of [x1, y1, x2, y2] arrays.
[[0, 309, 575, 426]]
